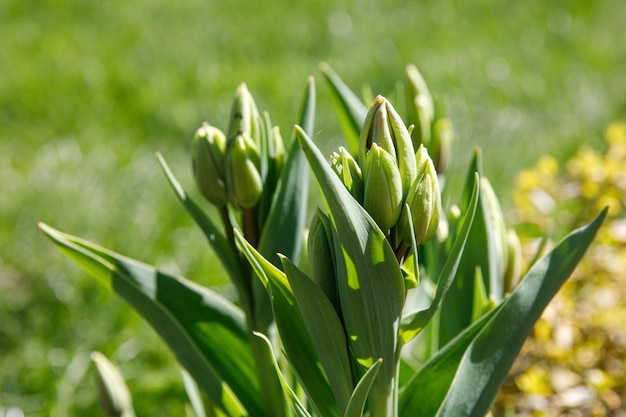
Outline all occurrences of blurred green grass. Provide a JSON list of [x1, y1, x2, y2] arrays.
[[1, 0, 624, 415]]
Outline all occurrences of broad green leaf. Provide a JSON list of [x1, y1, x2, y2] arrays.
[[91, 352, 136, 417], [397, 305, 500, 416], [235, 229, 340, 417], [258, 76, 315, 266], [295, 126, 404, 413], [319, 62, 367, 156], [436, 208, 606, 417], [281, 256, 353, 413], [39, 223, 260, 417], [157, 154, 244, 292], [399, 174, 479, 343], [343, 359, 382, 417], [253, 332, 312, 417]]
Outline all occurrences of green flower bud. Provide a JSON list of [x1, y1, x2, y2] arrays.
[[359, 95, 417, 199], [225, 133, 263, 210], [399, 145, 441, 246], [405, 64, 435, 149], [270, 126, 285, 175], [330, 146, 364, 203], [307, 209, 340, 312], [503, 228, 522, 293], [481, 177, 509, 282], [363, 143, 403, 231], [192, 123, 228, 206], [431, 117, 453, 174], [227, 82, 262, 144]]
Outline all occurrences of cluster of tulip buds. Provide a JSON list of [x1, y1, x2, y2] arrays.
[[191, 83, 285, 245], [330, 95, 442, 263]]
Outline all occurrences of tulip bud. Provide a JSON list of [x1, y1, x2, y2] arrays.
[[362, 143, 404, 231], [503, 228, 522, 293], [330, 146, 364, 203], [398, 145, 441, 246], [359, 96, 417, 199], [270, 126, 285, 175], [192, 123, 228, 206], [481, 177, 509, 282], [405, 64, 435, 147], [307, 209, 340, 311], [227, 83, 262, 144], [225, 133, 263, 210], [431, 117, 453, 174]]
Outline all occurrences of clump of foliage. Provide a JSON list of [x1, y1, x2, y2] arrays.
[[495, 122, 626, 415], [39, 65, 605, 417]]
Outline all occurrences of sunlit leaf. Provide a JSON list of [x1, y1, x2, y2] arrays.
[[39, 223, 259, 417]]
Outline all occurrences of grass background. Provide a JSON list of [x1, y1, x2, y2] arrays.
[[1, 0, 624, 415]]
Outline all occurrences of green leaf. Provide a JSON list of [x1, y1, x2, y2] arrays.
[[281, 256, 353, 414], [39, 223, 260, 417], [253, 332, 313, 417], [343, 359, 382, 417], [157, 153, 244, 290], [319, 62, 367, 156], [436, 208, 606, 416], [398, 208, 606, 416], [258, 76, 315, 266], [295, 126, 404, 413], [399, 174, 480, 343], [397, 305, 500, 416], [235, 229, 340, 417]]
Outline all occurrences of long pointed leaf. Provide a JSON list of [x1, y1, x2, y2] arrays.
[[295, 126, 404, 411], [157, 154, 243, 287], [235, 229, 340, 417], [253, 332, 312, 417], [258, 77, 315, 266], [436, 208, 606, 416], [319, 62, 367, 156], [281, 256, 353, 413], [39, 223, 260, 417]]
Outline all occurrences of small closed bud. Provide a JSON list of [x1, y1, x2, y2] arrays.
[[481, 177, 509, 282], [359, 96, 417, 199], [398, 145, 441, 246], [307, 209, 340, 311], [503, 228, 522, 293], [409, 94, 433, 149], [330, 147, 364, 202], [431, 117, 453, 173], [227, 83, 262, 144], [192, 123, 228, 206], [225, 133, 263, 210], [363, 143, 403, 231], [270, 126, 286, 175]]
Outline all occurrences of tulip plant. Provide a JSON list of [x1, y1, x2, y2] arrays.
[[39, 63, 606, 417]]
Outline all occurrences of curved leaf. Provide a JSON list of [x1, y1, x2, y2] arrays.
[[235, 229, 340, 417], [258, 76, 315, 266], [319, 62, 367, 156], [39, 223, 260, 417], [157, 154, 244, 289], [435, 208, 606, 417]]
